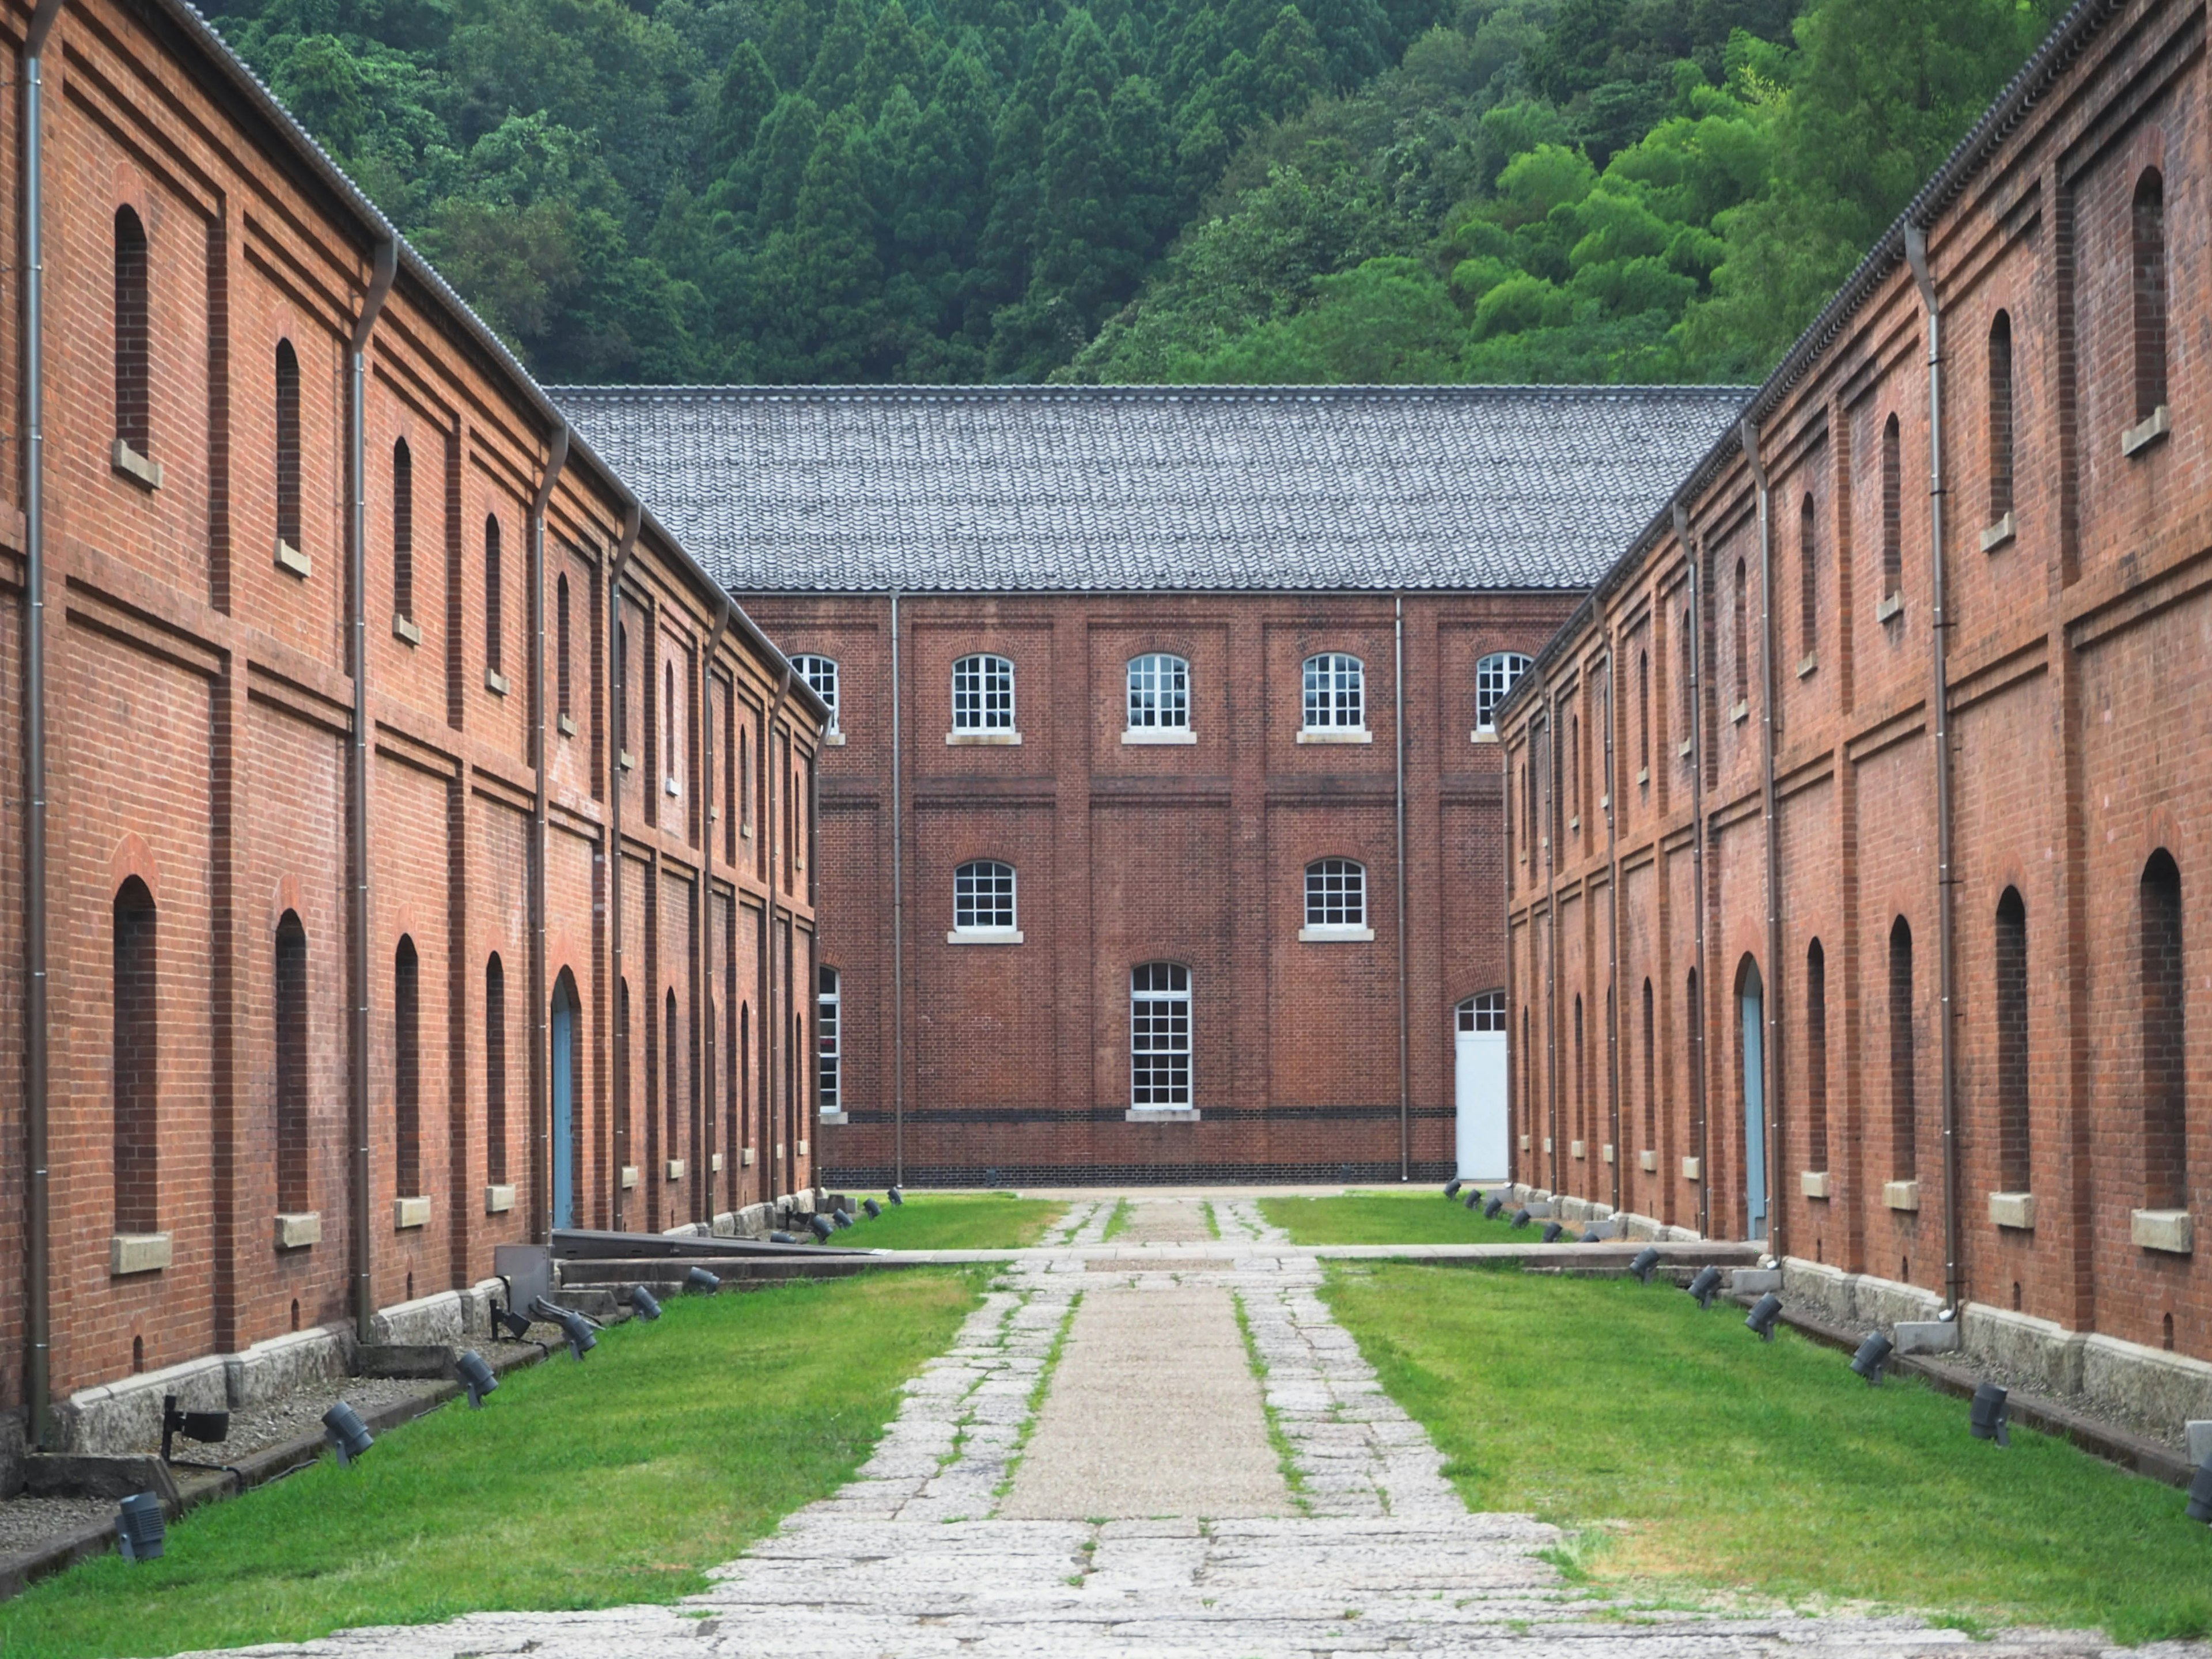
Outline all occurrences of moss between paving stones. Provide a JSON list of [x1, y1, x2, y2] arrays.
[[854, 1193, 1068, 1250], [2, 1269, 985, 1659], [1260, 1190, 1547, 1246], [1323, 1262, 2212, 1644]]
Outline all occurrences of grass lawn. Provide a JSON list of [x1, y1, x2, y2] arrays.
[[1260, 1188, 1548, 1245], [846, 1191, 1066, 1250], [1324, 1262, 2212, 1642], [3, 1268, 983, 1659]]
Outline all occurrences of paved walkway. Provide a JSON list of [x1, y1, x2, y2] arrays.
[[185, 1199, 2161, 1659]]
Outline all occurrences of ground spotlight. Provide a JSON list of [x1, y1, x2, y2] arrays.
[[1968, 1381, 2011, 1447], [808, 1214, 836, 1243], [2186, 1459, 2212, 1525], [1444, 1179, 1463, 1199], [630, 1284, 662, 1321], [1510, 1207, 1532, 1229], [1850, 1332, 1895, 1386], [160, 1393, 230, 1464], [831, 1208, 855, 1230], [1483, 1196, 1505, 1219], [770, 1230, 798, 1243], [1463, 1191, 1482, 1210], [456, 1349, 498, 1407], [116, 1492, 165, 1562], [1628, 1247, 1661, 1283], [863, 1198, 882, 1219], [491, 1301, 534, 1342], [888, 1187, 904, 1206], [685, 1266, 720, 1294], [1685, 1266, 1723, 1309], [1540, 1220, 1565, 1243], [1744, 1293, 1783, 1342], [532, 1298, 599, 1360], [323, 1402, 375, 1465]]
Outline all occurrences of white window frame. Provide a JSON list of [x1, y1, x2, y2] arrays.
[[1475, 652, 1532, 738], [949, 653, 1020, 744], [1124, 653, 1195, 744], [949, 858, 1022, 943], [1299, 652, 1371, 743], [1130, 962, 1194, 1116], [818, 966, 843, 1118], [1457, 990, 1506, 1033], [1301, 857, 1373, 941], [793, 653, 843, 744]]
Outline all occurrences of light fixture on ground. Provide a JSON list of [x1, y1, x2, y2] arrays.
[[323, 1402, 374, 1466], [491, 1301, 534, 1342], [1628, 1247, 1661, 1283], [887, 1187, 904, 1206], [1510, 1207, 1532, 1229], [1744, 1293, 1783, 1342], [2187, 1459, 2212, 1525], [769, 1229, 798, 1243], [831, 1207, 855, 1229], [116, 1492, 165, 1562], [808, 1214, 836, 1243], [160, 1393, 230, 1465], [1483, 1196, 1505, 1219], [532, 1298, 599, 1360], [1540, 1220, 1565, 1243], [685, 1266, 719, 1293], [1850, 1332, 1895, 1386], [1582, 1225, 1610, 1243], [1684, 1266, 1722, 1309], [1463, 1191, 1482, 1210], [456, 1349, 498, 1408], [863, 1198, 882, 1218], [1444, 1179, 1463, 1199], [1969, 1382, 2012, 1447], [630, 1284, 662, 1321]]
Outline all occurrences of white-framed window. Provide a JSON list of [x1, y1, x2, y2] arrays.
[[1302, 858, 1370, 940], [1302, 652, 1365, 731], [951, 859, 1019, 940], [1476, 652, 1532, 733], [793, 654, 839, 734], [952, 653, 1015, 732], [1127, 653, 1190, 730], [818, 966, 841, 1113], [1131, 962, 1192, 1107], [1457, 990, 1506, 1033]]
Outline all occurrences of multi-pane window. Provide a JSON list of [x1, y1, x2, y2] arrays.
[[793, 654, 839, 733], [818, 967, 841, 1111], [952, 654, 1014, 732], [1127, 653, 1189, 729], [1456, 990, 1505, 1033], [1475, 652, 1530, 732], [1881, 414, 1902, 601], [953, 859, 1017, 931], [1303, 653, 1364, 730], [1131, 963, 1192, 1106], [1305, 858, 1366, 929]]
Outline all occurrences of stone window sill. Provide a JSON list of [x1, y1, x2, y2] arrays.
[[274, 1211, 321, 1249], [1299, 925, 1374, 942], [484, 1184, 516, 1214], [666, 1160, 685, 1181], [1988, 1191, 2035, 1230], [1801, 1169, 1831, 1200], [393, 1195, 430, 1230], [1979, 511, 2016, 553], [1123, 728, 1196, 744], [1681, 1157, 1701, 1182], [712, 1152, 725, 1172], [665, 776, 680, 797], [620, 1165, 639, 1189], [1601, 1143, 1615, 1164], [741, 1147, 756, 1166], [1730, 699, 1749, 724], [1876, 593, 1904, 624], [1297, 728, 1372, 744], [823, 729, 846, 745], [948, 927, 1024, 945], [1127, 1107, 1199, 1122], [557, 713, 576, 737], [1638, 1149, 1658, 1173], [1568, 815, 1580, 833], [112, 438, 163, 491], [111, 1232, 173, 1275], [1883, 1179, 1921, 1212], [275, 539, 310, 579], [819, 1111, 850, 1126], [484, 669, 510, 697], [1797, 655, 1817, 680], [2131, 1207, 2192, 1253], [1518, 1134, 1531, 1152], [1636, 766, 1649, 786], [1570, 1139, 1586, 1160], [1542, 1137, 1554, 1154], [797, 1138, 809, 1157], [618, 749, 637, 771], [1470, 729, 1499, 744], [2122, 404, 2171, 458], [393, 613, 421, 647], [1678, 737, 1694, 758], [946, 729, 1021, 745]]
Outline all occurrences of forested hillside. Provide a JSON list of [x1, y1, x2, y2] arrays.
[[209, 0, 2062, 385]]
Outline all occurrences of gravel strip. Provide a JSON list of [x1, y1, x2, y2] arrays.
[[0, 1496, 116, 1556]]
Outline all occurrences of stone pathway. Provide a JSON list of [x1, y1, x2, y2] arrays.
[[180, 1197, 2175, 1659]]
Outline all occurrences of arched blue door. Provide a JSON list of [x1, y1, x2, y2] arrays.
[[551, 975, 578, 1229]]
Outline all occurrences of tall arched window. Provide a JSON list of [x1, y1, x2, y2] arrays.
[[615, 623, 629, 758], [1132, 963, 1192, 1107], [738, 1001, 751, 1160], [275, 341, 302, 560], [1996, 889, 2029, 1194], [555, 574, 571, 722], [1987, 311, 2014, 521], [1798, 493, 1819, 659], [114, 206, 150, 462], [392, 438, 415, 626], [952, 859, 1017, 935], [616, 977, 632, 1177], [664, 660, 681, 796], [817, 967, 841, 1111], [952, 653, 1014, 733], [486, 954, 508, 1187], [2142, 850, 2186, 1209], [395, 937, 421, 1198], [276, 912, 309, 1215], [484, 516, 504, 677], [1679, 608, 1695, 751], [1732, 558, 1749, 704], [1881, 414, 1903, 603], [1685, 965, 1705, 1156], [1303, 858, 1368, 934], [2133, 169, 2168, 424], [1573, 994, 1586, 1150], [113, 878, 159, 1234], [1127, 653, 1190, 732], [1805, 938, 1828, 1175], [1889, 916, 1915, 1181], [1302, 652, 1365, 732], [1637, 649, 1650, 774], [1476, 652, 1531, 733], [665, 988, 682, 1177], [1641, 976, 1656, 1152], [793, 654, 839, 733]]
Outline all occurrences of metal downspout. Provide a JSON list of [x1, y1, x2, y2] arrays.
[[1743, 418, 1785, 1259], [1604, 648, 1621, 1216], [698, 594, 730, 1221], [528, 425, 569, 1243], [1675, 503, 1712, 1241], [607, 503, 639, 1226], [764, 665, 791, 1198], [1906, 225, 1964, 1316], [1395, 594, 1409, 1181], [889, 592, 904, 1188], [346, 238, 397, 1343]]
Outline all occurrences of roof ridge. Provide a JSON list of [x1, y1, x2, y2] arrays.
[[548, 382, 1755, 401]]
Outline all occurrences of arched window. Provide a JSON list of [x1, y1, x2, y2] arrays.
[[1303, 857, 1367, 933], [818, 967, 841, 1112], [665, 988, 682, 1178], [1302, 652, 1364, 732], [1798, 493, 1819, 660], [2142, 851, 2186, 1209], [1457, 990, 1505, 1032], [1996, 889, 2029, 1194], [1679, 608, 1695, 752], [392, 439, 415, 626], [1732, 558, 1749, 705], [616, 977, 632, 1177], [1132, 963, 1192, 1106], [1573, 994, 1586, 1150], [664, 660, 681, 796], [1685, 965, 1705, 1156], [1637, 648, 1650, 774], [1881, 414, 1903, 603], [1640, 977, 1656, 1152], [555, 575, 571, 722], [740, 725, 751, 832], [1127, 653, 1190, 731], [486, 954, 508, 1187], [952, 859, 1017, 934], [952, 653, 1014, 733], [1567, 713, 1580, 820], [615, 623, 629, 758], [1805, 938, 1828, 1174], [113, 878, 159, 1234], [114, 206, 150, 462], [1889, 917, 1915, 1181], [275, 912, 309, 1215], [395, 937, 421, 1198], [793, 654, 839, 733], [484, 516, 504, 677], [1987, 311, 2014, 521], [1476, 652, 1531, 733], [2133, 170, 2168, 424], [738, 1001, 751, 1157], [275, 342, 302, 560]]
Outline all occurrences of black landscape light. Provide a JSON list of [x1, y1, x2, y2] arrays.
[[1629, 1247, 1661, 1283], [456, 1349, 498, 1408], [160, 1393, 230, 1464], [863, 1198, 882, 1219], [1685, 1266, 1723, 1309], [1483, 1196, 1505, 1219], [630, 1284, 663, 1321], [323, 1402, 375, 1466], [532, 1298, 599, 1361], [1744, 1293, 1784, 1342], [1510, 1207, 1532, 1230], [1540, 1221, 1565, 1244], [116, 1492, 165, 1562], [1850, 1332, 1895, 1387], [685, 1266, 720, 1294], [491, 1301, 534, 1342], [1444, 1179, 1463, 1199], [1583, 1223, 1611, 1242], [808, 1214, 836, 1243], [770, 1230, 798, 1244], [1968, 1381, 2012, 1447], [1463, 1191, 1482, 1211], [888, 1187, 904, 1206], [2186, 1459, 2212, 1525], [831, 1207, 855, 1230]]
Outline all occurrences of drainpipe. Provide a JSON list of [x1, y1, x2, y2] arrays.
[[1675, 503, 1712, 1241], [698, 593, 730, 1222], [1395, 594, 1409, 1181], [1906, 224, 1964, 1317], [763, 665, 791, 1198], [528, 424, 569, 1244], [21, 0, 65, 1449], [1603, 647, 1621, 1216], [889, 591, 904, 1188], [346, 237, 397, 1343], [607, 502, 639, 1227], [1743, 418, 1785, 1260]]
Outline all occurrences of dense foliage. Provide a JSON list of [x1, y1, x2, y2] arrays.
[[208, 0, 2061, 385]]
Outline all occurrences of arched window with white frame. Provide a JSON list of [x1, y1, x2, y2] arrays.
[[952, 653, 1015, 733], [1131, 963, 1192, 1108], [817, 966, 842, 1114], [1126, 653, 1190, 736], [1475, 652, 1530, 733], [951, 859, 1020, 941], [1302, 652, 1365, 733], [1302, 857, 1371, 940], [1457, 990, 1505, 1032], [793, 654, 840, 735]]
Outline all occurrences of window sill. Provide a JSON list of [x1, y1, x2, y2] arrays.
[[1297, 728, 1372, 744], [618, 750, 637, 771], [1678, 737, 1694, 758], [484, 669, 510, 697], [274, 1211, 321, 1250], [1979, 511, 2016, 553], [1570, 1139, 1586, 1160], [797, 1138, 809, 1157], [711, 1152, 724, 1172], [2131, 1207, 2192, 1253], [620, 1165, 639, 1190], [1126, 1107, 1199, 1122], [666, 1160, 685, 1181], [1801, 1169, 1831, 1200], [1635, 766, 1649, 786], [1876, 593, 1904, 624], [392, 613, 422, 647], [823, 730, 846, 746], [947, 927, 1024, 945], [111, 1232, 173, 1275], [112, 438, 163, 491], [1988, 1191, 2035, 1231], [741, 1147, 756, 1167], [557, 713, 577, 737], [2122, 404, 2171, 458], [946, 730, 1021, 745], [393, 1195, 431, 1230], [819, 1111, 850, 1126], [1797, 655, 1817, 680], [275, 539, 310, 579], [1123, 728, 1196, 745], [664, 777, 680, 797], [1638, 1149, 1657, 1173], [1299, 925, 1375, 942], [1883, 1179, 1920, 1212], [1681, 1156, 1701, 1182], [1469, 729, 1499, 744], [484, 1184, 516, 1214], [741, 823, 752, 839], [1730, 700, 1749, 724], [1568, 815, 1580, 832]]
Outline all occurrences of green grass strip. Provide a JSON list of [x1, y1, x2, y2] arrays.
[[1260, 1189, 1539, 1246], [4, 1269, 985, 1659], [1100, 1198, 1132, 1241], [851, 1193, 1068, 1251], [1230, 1290, 1310, 1514], [1323, 1262, 2212, 1643]]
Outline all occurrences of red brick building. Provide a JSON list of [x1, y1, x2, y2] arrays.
[[0, 0, 825, 1463], [560, 386, 1744, 1185], [1503, 0, 2212, 1412]]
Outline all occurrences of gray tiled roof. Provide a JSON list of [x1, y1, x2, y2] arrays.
[[552, 384, 1752, 594]]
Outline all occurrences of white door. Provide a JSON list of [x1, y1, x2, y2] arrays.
[[1455, 993, 1510, 1180]]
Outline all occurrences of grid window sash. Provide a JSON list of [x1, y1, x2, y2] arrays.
[[1127, 653, 1190, 729], [794, 654, 840, 732], [1305, 858, 1366, 927], [1131, 962, 1191, 1106], [1303, 653, 1364, 730], [953, 654, 1015, 731], [818, 967, 841, 1111], [1457, 990, 1506, 1033], [954, 860, 1017, 930], [1475, 653, 1531, 732]]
